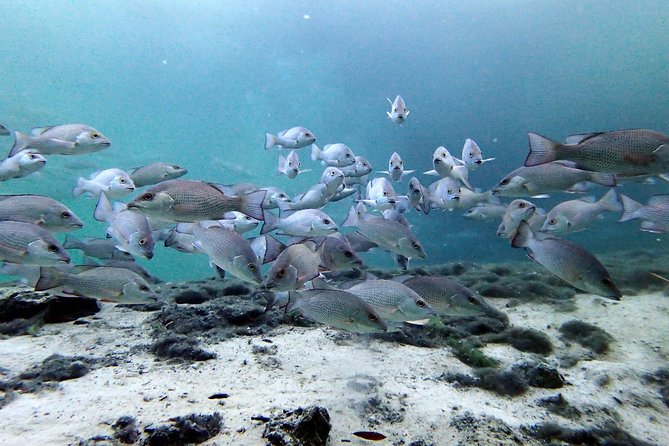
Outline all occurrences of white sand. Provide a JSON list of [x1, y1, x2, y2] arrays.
[[0, 289, 668, 445]]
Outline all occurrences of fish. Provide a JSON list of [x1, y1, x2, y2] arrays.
[[311, 143, 356, 167], [130, 162, 188, 187], [63, 236, 134, 260], [0, 150, 46, 181], [162, 225, 197, 254], [126, 179, 266, 222], [386, 95, 409, 125], [90, 258, 162, 284], [265, 126, 316, 150], [428, 176, 462, 208], [73, 168, 136, 199], [463, 203, 507, 221], [451, 188, 500, 211], [342, 203, 426, 259], [94, 192, 155, 259], [287, 289, 388, 333], [316, 234, 363, 270], [379, 152, 415, 182], [0, 123, 10, 136], [541, 189, 621, 235], [261, 209, 338, 237], [260, 187, 291, 210], [361, 177, 397, 210], [341, 156, 373, 178], [0, 194, 83, 232], [279, 184, 333, 212], [497, 199, 536, 238], [511, 221, 621, 300], [277, 150, 309, 179], [408, 177, 431, 214], [219, 211, 260, 234], [9, 124, 111, 157], [0, 262, 42, 287], [347, 279, 434, 323], [424, 146, 454, 178], [328, 187, 358, 202], [320, 167, 345, 194], [619, 194, 669, 233], [0, 221, 70, 266], [400, 275, 498, 317], [191, 224, 263, 284], [249, 234, 285, 264], [264, 241, 323, 291], [460, 138, 495, 169], [35, 266, 158, 304], [524, 129, 669, 176], [492, 161, 616, 197]]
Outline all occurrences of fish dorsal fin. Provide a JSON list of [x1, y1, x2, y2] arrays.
[[648, 194, 669, 207], [565, 132, 605, 145], [31, 126, 55, 136]]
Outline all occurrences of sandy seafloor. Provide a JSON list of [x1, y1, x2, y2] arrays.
[[1, 254, 668, 446]]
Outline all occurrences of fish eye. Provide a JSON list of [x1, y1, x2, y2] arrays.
[[29, 154, 40, 160], [519, 202, 526, 208], [248, 263, 256, 272], [469, 152, 474, 158], [382, 191, 388, 196], [47, 244, 59, 253], [173, 165, 181, 169], [141, 193, 154, 201], [245, 216, 252, 220], [549, 219, 556, 225], [330, 171, 335, 176], [602, 277, 613, 286], [399, 161, 403, 165], [393, 108, 397, 112], [276, 269, 285, 279], [500, 179, 509, 185], [119, 178, 126, 183], [467, 296, 480, 305], [139, 285, 150, 292], [91, 132, 100, 138], [447, 189, 453, 194], [416, 300, 426, 308], [138, 239, 147, 246], [323, 218, 331, 225], [368, 313, 378, 321], [344, 250, 353, 258], [61, 211, 71, 219], [345, 153, 351, 158]]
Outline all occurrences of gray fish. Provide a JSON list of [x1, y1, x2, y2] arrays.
[[451, 188, 500, 211], [317, 234, 363, 271], [287, 289, 387, 333], [311, 143, 356, 167], [0, 194, 83, 232], [401, 275, 497, 317], [320, 167, 345, 194], [493, 161, 616, 197], [541, 189, 621, 235], [463, 203, 507, 221], [0, 262, 42, 287], [249, 234, 285, 264], [277, 151, 309, 179], [341, 156, 373, 178], [362, 177, 397, 210], [63, 236, 134, 260], [460, 139, 494, 170], [427, 177, 461, 209], [387, 95, 409, 125], [279, 184, 332, 212], [95, 192, 155, 259], [511, 221, 621, 300], [342, 203, 426, 259], [82, 257, 162, 284], [35, 266, 158, 304], [0, 123, 10, 136], [191, 224, 262, 284], [408, 177, 431, 214], [347, 279, 433, 322], [497, 199, 536, 238], [265, 126, 316, 150], [379, 152, 415, 182], [619, 194, 669, 233], [126, 179, 266, 222], [0, 221, 70, 266], [219, 211, 260, 234], [261, 209, 338, 237], [264, 241, 322, 291], [525, 129, 669, 176], [73, 168, 135, 199], [0, 150, 46, 181], [130, 162, 188, 187], [260, 186, 291, 210], [9, 124, 111, 157]]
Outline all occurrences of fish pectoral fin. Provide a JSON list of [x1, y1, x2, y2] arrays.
[[386, 112, 392, 119]]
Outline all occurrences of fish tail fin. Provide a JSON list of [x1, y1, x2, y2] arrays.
[[260, 210, 279, 235], [62, 235, 81, 249], [590, 172, 617, 187], [34, 267, 66, 291], [239, 190, 266, 221], [285, 290, 303, 314], [265, 133, 277, 150], [262, 235, 285, 264], [342, 205, 360, 228], [9, 131, 34, 157], [619, 194, 642, 222], [276, 154, 286, 175], [525, 133, 561, 167], [72, 177, 87, 197], [310, 144, 321, 162], [511, 221, 533, 248], [93, 192, 113, 222], [599, 188, 622, 212]]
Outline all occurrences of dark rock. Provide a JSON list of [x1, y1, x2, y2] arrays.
[[459, 317, 508, 335], [144, 413, 222, 445], [559, 320, 613, 354], [208, 393, 229, 399], [39, 354, 90, 381], [537, 393, 581, 419], [220, 307, 266, 326], [150, 335, 216, 362], [527, 421, 656, 446], [262, 406, 331, 446], [173, 290, 208, 305], [113, 416, 141, 444], [476, 368, 528, 396], [221, 284, 251, 296], [484, 327, 553, 355], [641, 368, 669, 407], [513, 362, 564, 389], [360, 395, 405, 425]]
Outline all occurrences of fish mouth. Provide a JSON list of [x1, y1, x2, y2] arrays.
[[143, 252, 154, 260], [451, 196, 460, 201], [434, 159, 442, 164], [491, 188, 499, 194], [392, 166, 401, 171], [475, 160, 483, 164]]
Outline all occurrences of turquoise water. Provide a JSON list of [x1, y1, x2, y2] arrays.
[[1, 1, 668, 281]]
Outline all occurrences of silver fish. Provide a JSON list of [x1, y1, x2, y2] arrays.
[[463, 203, 507, 221], [541, 189, 621, 235], [379, 152, 415, 182], [261, 209, 338, 237], [63, 236, 133, 260], [191, 224, 262, 284], [0, 150, 46, 181], [94, 259, 162, 284], [460, 139, 495, 169], [126, 179, 266, 222], [264, 241, 322, 291], [249, 234, 285, 264], [220, 211, 260, 234], [408, 177, 431, 214], [401, 275, 498, 317], [511, 221, 621, 300], [35, 266, 158, 304], [347, 279, 433, 322], [497, 199, 536, 238], [265, 126, 316, 150], [311, 143, 356, 167], [492, 161, 616, 197], [9, 124, 111, 157], [386, 95, 409, 125], [361, 177, 397, 210], [424, 146, 453, 178], [73, 168, 135, 199], [317, 234, 363, 271], [451, 188, 500, 211], [0, 194, 83, 232], [341, 156, 373, 177], [320, 167, 345, 194], [428, 177, 462, 209], [260, 186, 291, 210], [95, 192, 155, 259], [342, 203, 426, 259], [0, 221, 70, 265], [277, 151, 309, 179], [130, 162, 188, 187], [525, 129, 669, 175], [619, 194, 669, 233], [287, 289, 387, 333], [279, 184, 332, 212]]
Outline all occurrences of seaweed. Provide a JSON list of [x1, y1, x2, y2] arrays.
[[559, 320, 613, 354]]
